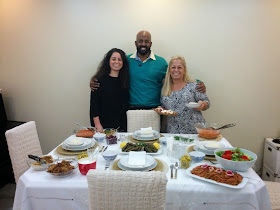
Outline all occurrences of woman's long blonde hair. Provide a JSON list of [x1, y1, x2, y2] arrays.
[[161, 56, 195, 96]]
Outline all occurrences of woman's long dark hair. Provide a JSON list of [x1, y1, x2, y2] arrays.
[[93, 48, 129, 89]]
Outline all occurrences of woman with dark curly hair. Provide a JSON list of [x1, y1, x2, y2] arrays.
[[90, 48, 130, 132]]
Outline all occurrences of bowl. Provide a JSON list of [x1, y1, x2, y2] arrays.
[[189, 151, 205, 163], [46, 160, 78, 177], [159, 137, 167, 146], [194, 122, 221, 139], [102, 150, 118, 162], [78, 157, 97, 175], [27, 155, 55, 171], [214, 147, 257, 172], [75, 129, 95, 138], [93, 133, 106, 142]]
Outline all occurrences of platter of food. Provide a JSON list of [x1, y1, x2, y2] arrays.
[[186, 163, 248, 189], [119, 142, 162, 155], [46, 160, 78, 177], [153, 107, 178, 116]]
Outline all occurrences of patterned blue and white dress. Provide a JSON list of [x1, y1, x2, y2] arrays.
[[161, 82, 210, 134]]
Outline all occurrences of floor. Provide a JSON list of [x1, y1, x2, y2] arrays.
[[0, 183, 16, 210]]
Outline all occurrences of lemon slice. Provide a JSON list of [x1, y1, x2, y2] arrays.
[[120, 142, 127, 149], [153, 143, 160, 150]]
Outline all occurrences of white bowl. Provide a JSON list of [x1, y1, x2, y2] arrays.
[[214, 147, 257, 172], [102, 150, 118, 161], [93, 133, 106, 142], [159, 137, 167, 146], [189, 151, 205, 163]]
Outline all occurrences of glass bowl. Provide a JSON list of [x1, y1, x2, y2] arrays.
[[194, 122, 221, 139]]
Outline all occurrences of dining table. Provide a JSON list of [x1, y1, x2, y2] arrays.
[[13, 133, 271, 210]]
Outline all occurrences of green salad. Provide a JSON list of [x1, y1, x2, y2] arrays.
[[216, 148, 253, 161]]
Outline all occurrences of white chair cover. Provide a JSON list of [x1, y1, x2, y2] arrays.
[[264, 181, 280, 210], [86, 170, 167, 210], [127, 110, 160, 132], [5, 121, 43, 183]]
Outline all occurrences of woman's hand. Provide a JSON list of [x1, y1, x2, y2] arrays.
[[90, 77, 100, 91], [196, 81, 206, 93], [195, 101, 208, 111], [95, 124, 104, 132]]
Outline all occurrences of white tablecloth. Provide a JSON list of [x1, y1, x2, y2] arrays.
[[13, 134, 271, 210]]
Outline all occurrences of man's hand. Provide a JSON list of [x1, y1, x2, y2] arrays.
[[196, 81, 206, 93], [90, 77, 100, 91]]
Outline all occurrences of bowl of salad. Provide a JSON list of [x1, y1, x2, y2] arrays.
[[214, 147, 257, 172]]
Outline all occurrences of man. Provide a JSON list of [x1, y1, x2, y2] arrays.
[[90, 30, 206, 109]]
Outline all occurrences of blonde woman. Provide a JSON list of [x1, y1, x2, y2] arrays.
[[160, 56, 210, 134]]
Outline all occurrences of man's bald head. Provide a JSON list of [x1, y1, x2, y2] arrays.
[[135, 30, 152, 56], [136, 30, 151, 42]]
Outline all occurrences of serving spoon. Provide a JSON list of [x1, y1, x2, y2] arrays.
[[211, 123, 236, 130]]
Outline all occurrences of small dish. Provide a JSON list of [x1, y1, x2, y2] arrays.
[[93, 133, 106, 142], [186, 102, 201, 108], [159, 137, 167, 146], [189, 151, 206, 163], [102, 150, 118, 162]]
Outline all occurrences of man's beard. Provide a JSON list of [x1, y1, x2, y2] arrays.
[[137, 46, 150, 56]]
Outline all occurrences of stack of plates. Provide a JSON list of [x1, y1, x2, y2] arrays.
[[62, 135, 95, 151], [117, 155, 157, 171], [132, 130, 160, 141], [194, 141, 225, 156]]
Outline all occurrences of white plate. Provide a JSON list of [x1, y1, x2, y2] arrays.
[[119, 155, 155, 169], [62, 136, 95, 151], [132, 130, 160, 141], [119, 148, 162, 156], [196, 141, 224, 153], [118, 159, 157, 171], [186, 163, 248, 189], [186, 102, 201, 108], [194, 145, 215, 156]]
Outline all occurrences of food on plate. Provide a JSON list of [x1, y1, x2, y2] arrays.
[[154, 107, 178, 116], [216, 148, 253, 161], [47, 160, 74, 173], [191, 164, 243, 185], [77, 152, 88, 160], [180, 155, 191, 169], [120, 142, 127, 149], [33, 155, 54, 166], [76, 129, 95, 138], [121, 142, 158, 153]]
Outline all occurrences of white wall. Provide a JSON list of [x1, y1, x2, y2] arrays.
[[1, 0, 280, 173]]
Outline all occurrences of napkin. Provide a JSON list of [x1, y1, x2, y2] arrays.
[[139, 127, 153, 138], [128, 151, 146, 166]]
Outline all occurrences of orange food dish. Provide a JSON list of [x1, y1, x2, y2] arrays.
[[197, 128, 220, 139], [191, 165, 243, 186], [76, 129, 95, 138]]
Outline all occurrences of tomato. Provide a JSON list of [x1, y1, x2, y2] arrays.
[[222, 153, 232, 160], [224, 150, 233, 155], [241, 155, 249, 161]]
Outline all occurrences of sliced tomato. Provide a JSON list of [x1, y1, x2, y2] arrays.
[[222, 153, 232, 160], [241, 155, 249, 161], [224, 150, 233, 155]]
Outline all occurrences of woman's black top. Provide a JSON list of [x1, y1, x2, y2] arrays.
[[90, 75, 129, 131]]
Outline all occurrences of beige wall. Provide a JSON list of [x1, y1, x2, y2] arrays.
[[1, 0, 280, 174]]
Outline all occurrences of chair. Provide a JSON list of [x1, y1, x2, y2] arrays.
[[86, 170, 167, 210], [5, 121, 43, 183], [126, 110, 160, 132], [264, 181, 280, 210]]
